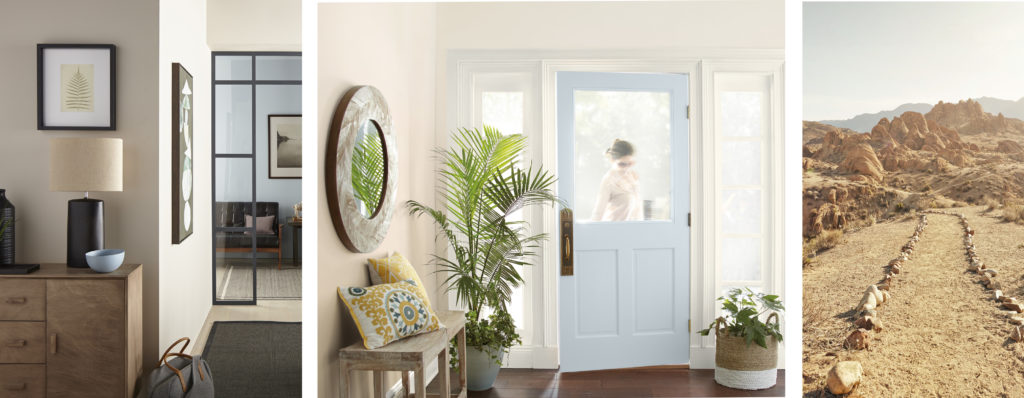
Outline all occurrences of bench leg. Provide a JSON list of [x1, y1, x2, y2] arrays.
[[339, 361, 350, 398], [457, 327, 467, 390], [402, 371, 410, 397], [439, 346, 451, 397], [373, 370, 385, 398], [415, 365, 427, 398]]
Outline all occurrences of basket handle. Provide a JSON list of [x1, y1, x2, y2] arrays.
[[713, 316, 728, 337], [766, 312, 780, 327]]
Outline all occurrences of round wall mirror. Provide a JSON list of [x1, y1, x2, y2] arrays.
[[351, 120, 386, 218], [326, 86, 397, 253]]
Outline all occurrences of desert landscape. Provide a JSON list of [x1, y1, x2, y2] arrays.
[[802, 99, 1024, 396]]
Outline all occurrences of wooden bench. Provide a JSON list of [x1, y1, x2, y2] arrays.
[[339, 310, 468, 398]]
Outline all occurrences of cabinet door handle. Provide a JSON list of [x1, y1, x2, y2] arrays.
[[5, 297, 26, 304], [50, 333, 57, 354], [6, 339, 26, 348], [4, 383, 27, 391]]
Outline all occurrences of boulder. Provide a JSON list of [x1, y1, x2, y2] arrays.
[[844, 329, 871, 350], [882, 291, 891, 303], [868, 285, 884, 305], [995, 290, 1004, 301], [826, 361, 863, 395], [1003, 302, 1023, 313], [1011, 317, 1024, 326], [1013, 326, 1024, 343], [985, 269, 998, 277]]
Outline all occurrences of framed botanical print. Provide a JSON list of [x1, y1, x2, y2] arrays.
[[172, 63, 193, 244], [37, 44, 116, 130], [269, 114, 302, 179]]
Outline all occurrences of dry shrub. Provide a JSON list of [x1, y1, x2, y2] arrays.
[[806, 229, 844, 257], [985, 198, 1000, 212], [1004, 203, 1024, 224]]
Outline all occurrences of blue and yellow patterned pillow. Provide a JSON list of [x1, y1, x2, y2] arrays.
[[338, 279, 444, 349]]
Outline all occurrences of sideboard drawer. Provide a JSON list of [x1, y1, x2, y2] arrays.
[[0, 364, 45, 398], [0, 280, 45, 321], [0, 322, 45, 364]]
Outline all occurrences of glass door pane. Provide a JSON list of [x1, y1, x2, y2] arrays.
[[214, 157, 255, 302], [573, 90, 672, 222]]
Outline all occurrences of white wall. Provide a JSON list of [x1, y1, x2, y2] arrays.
[[318, 4, 438, 397], [208, 0, 302, 51], [159, 0, 213, 355], [0, 0, 163, 368]]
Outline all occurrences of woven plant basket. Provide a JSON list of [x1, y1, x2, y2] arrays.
[[713, 313, 779, 390]]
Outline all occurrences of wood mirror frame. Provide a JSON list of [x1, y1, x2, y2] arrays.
[[325, 85, 398, 252]]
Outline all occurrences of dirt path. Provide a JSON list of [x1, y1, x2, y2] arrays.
[[804, 209, 1024, 397]]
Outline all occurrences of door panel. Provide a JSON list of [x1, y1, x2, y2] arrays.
[[558, 71, 689, 372], [47, 279, 125, 398]]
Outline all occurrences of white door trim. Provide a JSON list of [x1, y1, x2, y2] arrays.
[[445, 49, 784, 370]]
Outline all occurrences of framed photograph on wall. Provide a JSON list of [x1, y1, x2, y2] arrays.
[[269, 114, 302, 179], [37, 44, 116, 130], [172, 63, 193, 244]]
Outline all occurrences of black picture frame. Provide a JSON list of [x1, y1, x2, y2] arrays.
[[172, 63, 194, 244], [37, 44, 116, 130]]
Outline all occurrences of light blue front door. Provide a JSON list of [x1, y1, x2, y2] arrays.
[[557, 71, 690, 372]]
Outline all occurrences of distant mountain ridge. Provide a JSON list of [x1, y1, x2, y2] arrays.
[[818, 97, 1024, 132]]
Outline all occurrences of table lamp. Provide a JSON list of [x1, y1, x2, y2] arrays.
[[50, 138, 123, 268]]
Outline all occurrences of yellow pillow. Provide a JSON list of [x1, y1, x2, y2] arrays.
[[367, 252, 431, 307], [338, 280, 443, 349]]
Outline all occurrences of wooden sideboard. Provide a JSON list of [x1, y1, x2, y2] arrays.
[[0, 263, 142, 398]]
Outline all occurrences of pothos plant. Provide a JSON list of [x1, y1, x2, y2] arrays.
[[698, 288, 784, 349], [407, 126, 563, 367]]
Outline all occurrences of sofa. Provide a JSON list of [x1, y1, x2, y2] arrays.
[[215, 201, 283, 267]]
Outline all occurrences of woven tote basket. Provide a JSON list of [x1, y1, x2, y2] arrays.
[[713, 313, 779, 390]]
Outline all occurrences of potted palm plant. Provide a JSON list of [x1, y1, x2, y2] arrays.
[[698, 288, 784, 390], [408, 126, 562, 391]]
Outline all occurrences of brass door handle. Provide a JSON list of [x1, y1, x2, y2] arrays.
[[7, 339, 26, 348], [564, 234, 571, 259], [4, 383, 26, 391], [5, 297, 26, 305], [50, 334, 57, 355], [560, 209, 574, 276]]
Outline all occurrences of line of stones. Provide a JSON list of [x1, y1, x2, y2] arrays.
[[826, 214, 928, 395], [944, 212, 1024, 341]]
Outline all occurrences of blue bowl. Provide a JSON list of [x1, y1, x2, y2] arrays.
[[85, 249, 125, 273]]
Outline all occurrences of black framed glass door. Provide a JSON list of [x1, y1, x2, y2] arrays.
[[212, 52, 302, 305]]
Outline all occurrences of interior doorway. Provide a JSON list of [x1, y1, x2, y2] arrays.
[[211, 52, 303, 304]]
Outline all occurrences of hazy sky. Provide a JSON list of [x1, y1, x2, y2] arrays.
[[804, 2, 1024, 121]]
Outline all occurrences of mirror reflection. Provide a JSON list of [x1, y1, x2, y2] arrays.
[[351, 120, 385, 218]]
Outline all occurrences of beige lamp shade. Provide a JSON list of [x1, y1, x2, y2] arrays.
[[50, 137, 123, 192]]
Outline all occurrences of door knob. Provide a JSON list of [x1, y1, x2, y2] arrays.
[[6, 339, 26, 348]]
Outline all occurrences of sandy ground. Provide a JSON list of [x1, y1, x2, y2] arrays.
[[803, 207, 1024, 397]]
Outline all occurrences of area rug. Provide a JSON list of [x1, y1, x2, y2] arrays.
[[218, 265, 301, 300], [202, 321, 301, 398]]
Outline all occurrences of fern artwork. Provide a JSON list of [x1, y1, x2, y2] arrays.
[[350, 121, 386, 217], [60, 64, 94, 112]]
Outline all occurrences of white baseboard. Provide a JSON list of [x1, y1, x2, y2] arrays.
[[503, 345, 558, 369]]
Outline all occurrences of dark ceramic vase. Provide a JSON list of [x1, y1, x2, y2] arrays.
[[0, 189, 14, 264]]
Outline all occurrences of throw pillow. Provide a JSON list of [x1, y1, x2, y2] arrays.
[[367, 252, 431, 307], [244, 215, 276, 235], [338, 280, 444, 349]]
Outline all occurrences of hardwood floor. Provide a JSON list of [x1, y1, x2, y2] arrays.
[[466, 368, 784, 398]]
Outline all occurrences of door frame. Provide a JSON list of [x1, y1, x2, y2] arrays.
[[445, 49, 783, 369]]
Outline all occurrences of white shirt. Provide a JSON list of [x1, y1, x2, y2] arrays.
[[591, 168, 642, 221]]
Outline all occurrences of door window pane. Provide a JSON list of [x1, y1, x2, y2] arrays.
[[482, 92, 524, 136], [573, 90, 672, 222], [215, 85, 253, 154]]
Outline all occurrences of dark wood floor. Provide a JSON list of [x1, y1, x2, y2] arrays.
[[466, 368, 785, 398]]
